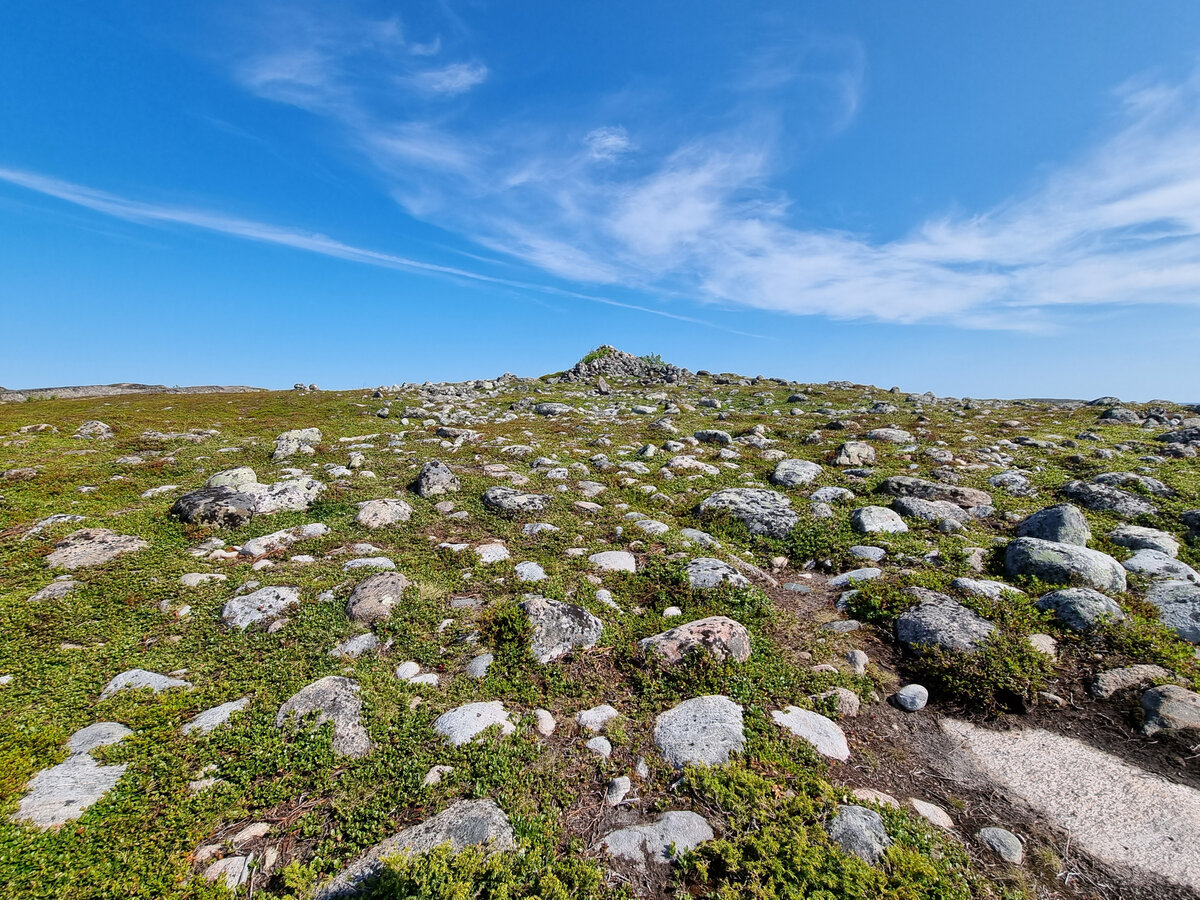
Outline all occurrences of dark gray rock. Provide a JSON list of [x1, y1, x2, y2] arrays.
[[1015, 504, 1091, 547], [413, 460, 460, 497], [1036, 588, 1124, 632], [346, 573, 411, 626], [519, 596, 603, 663], [895, 589, 995, 653], [1004, 537, 1127, 593], [877, 476, 991, 509], [826, 805, 891, 864]]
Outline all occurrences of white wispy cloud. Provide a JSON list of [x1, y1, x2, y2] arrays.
[[409, 61, 488, 95], [584, 127, 633, 161], [0, 166, 763, 336]]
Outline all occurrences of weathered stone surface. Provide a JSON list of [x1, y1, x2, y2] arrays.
[[695, 488, 798, 539], [413, 460, 460, 497], [240, 523, 329, 557], [833, 441, 875, 466], [877, 476, 991, 508], [890, 496, 970, 524], [275, 676, 372, 758], [1109, 524, 1180, 558], [639, 616, 751, 664], [654, 695, 744, 768], [46, 529, 147, 570], [850, 506, 908, 534], [684, 557, 748, 589], [769, 458, 822, 488], [1123, 549, 1199, 583], [772, 707, 849, 760], [355, 498, 413, 528], [1062, 480, 1156, 518], [222, 586, 300, 629], [482, 486, 551, 516], [13, 724, 131, 828], [272, 427, 321, 460], [183, 698, 251, 735], [100, 669, 191, 699], [826, 805, 891, 864], [1015, 504, 1091, 546], [170, 486, 256, 529], [1091, 664, 1177, 699], [1141, 685, 1200, 735], [943, 718, 1200, 892], [206, 466, 257, 489], [1035, 588, 1124, 632], [432, 701, 516, 746], [520, 597, 603, 662], [895, 589, 995, 653], [1145, 580, 1200, 642], [597, 811, 714, 869], [314, 800, 514, 899], [978, 827, 1023, 864], [346, 573, 411, 626], [1004, 537, 1127, 593], [589, 550, 636, 573]]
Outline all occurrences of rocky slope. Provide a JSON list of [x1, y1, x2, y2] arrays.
[[1, 349, 1199, 900]]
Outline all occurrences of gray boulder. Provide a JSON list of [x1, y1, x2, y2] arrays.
[[890, 496, 970, 524], [1109, 525, 1180, 558], [770, 459, 823, 488], [654, 695, 744, 768], [275, 676, 372, 758], [314, 800, 513, 899], [597, 811, 713, 870], [1145, 581, 1200, 642], [13, 723, 131, 828], [1004, 537, 1127, 593], [877, 476, 991, 509], [432, 701, 515, 746], [1123, 550, 1199, 583], [826, 805, 891, 864], [346, 573, 411, 626], [100, 669, 191, 699], [977, 827, 1023, 864], [1141, 685, 1200, 736], [833, 442, 875, 466], [896, 589, 995, 653], [851, 506, 908, 534], [222, 586, 301, 629], [695, 488, 798, 538], [355, 499, 413, 528], [1062, 480, 1156, 519], [272, 428, 321, 460], [1035, 588, 1124, 632], [413, 460, 459, 497], [685, 557, 748, 589], [482, 486, 551, 516], [519, 597, 603, 663], [46, 529, 148, 570], [1015, 504, 1091, 547]]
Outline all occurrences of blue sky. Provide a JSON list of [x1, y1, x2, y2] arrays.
[[3, 1, 1200, 399]]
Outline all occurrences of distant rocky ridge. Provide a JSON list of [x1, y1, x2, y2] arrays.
[[0, 383, 266, 403]]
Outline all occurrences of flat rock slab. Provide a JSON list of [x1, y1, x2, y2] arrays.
[[685, 557, 748, 589], [433, 701, 516, 747], [772, 707, 850, 761], [239, 523, 329, 557], [100, 669, 191, 699], [46, 529, 148, 570], [222, 586, 300, 629], [14, 723, 131, 828], [654, 695, 744, 768], [943, 719, 1200, 893], [598, 810, 714, 869], [695, 488, 798, 539], [314, 799, 514, 899], [183, 698, 251, 736]]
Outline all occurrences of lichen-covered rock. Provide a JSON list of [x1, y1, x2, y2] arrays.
[[685, 557, 748, 589], [481, 486, 551, 516], [1061, 480, 1156, 519], [877, 476, 991, 508], [826, 805, 891, 864], [654, 695, 744, 768], [46, 529, 147, 570], [1036, 588, 1124, 632], [696, 488, 798, 538], [1004, 537, 1127, 593], [314, 800, 514, 899], [354, 498, 413, 528], [639, 616, 751, 664], [346, 573, 411, 625], [222, 586, 300, 629], [413, 460, 460, 497], [275, 676, 372, 758], [1015, 504, 1092, 546], [895, 588, 995, 653], [769, 458, 823, 488], [519, 596, 603, 662]]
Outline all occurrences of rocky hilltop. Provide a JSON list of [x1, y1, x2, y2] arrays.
[[2, 348, 1200, 900]]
